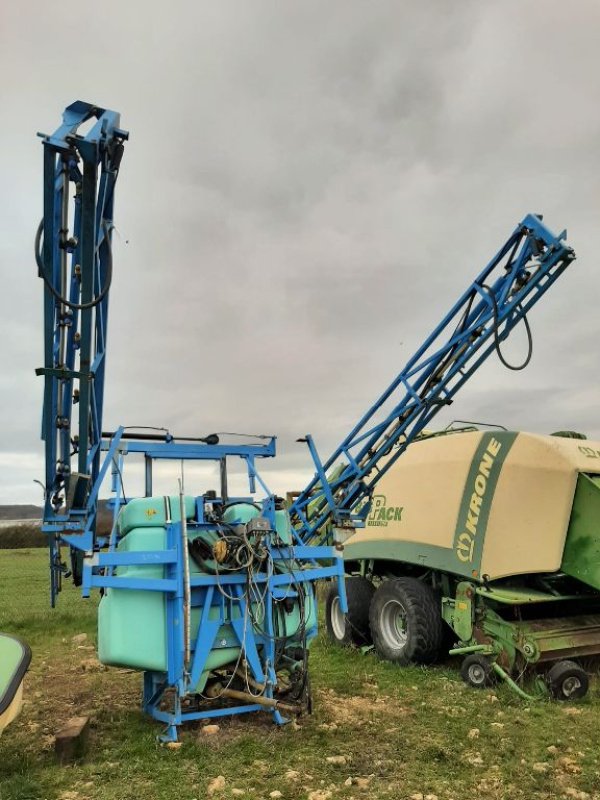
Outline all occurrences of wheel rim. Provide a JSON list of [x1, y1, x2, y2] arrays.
[[330, 596, 346, 641], [379, 599, 408, 650], [467, 663, 486, 685], [561, 675, 582, 697]]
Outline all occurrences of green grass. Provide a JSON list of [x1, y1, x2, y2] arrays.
[[2, 549, 600, 800]]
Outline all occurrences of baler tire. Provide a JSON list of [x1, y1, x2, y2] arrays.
[[369, 578, 444, 665], [547, 660, 589, 702], [325, 577, 375, 647], [460, 654, 495, 689]]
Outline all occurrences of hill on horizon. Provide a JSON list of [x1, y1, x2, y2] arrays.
[[0, 504, 42, 520], [0, 499, 116, 521]]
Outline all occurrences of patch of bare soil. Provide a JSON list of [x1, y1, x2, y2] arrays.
[[316, 687, 412, 726], [17, 635, 139, 752]]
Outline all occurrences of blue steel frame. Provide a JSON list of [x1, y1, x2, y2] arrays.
[[36, 102, 128, 603], [290, 215, 576, 544], [34, 110, 345, 743], [78, 432, 346, 741]]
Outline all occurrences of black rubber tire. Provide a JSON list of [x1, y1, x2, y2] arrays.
[[369, 578, 444, 665], [325, 577, 376, 647], [547, 660, 589, 701], [460, 654, 495, 689]]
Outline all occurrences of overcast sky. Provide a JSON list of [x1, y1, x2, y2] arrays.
[[1, 1, 599, 505]]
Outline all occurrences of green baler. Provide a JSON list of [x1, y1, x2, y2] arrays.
[[326, 430, 600, 699]]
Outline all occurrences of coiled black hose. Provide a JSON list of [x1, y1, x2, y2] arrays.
[[483, 284, 533, 371], [35, 218, 113, 310]]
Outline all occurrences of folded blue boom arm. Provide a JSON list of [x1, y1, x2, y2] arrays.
[[35, 102, 128, 601]]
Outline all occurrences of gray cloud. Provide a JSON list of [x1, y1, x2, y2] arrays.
[[1, 0, 599, 503]]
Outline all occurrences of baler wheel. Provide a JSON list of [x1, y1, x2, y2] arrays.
[[547, 660, 589, 702], [369, 578, 443, 665], [325, 577, 375, 647], [460, 654, 495, 689]]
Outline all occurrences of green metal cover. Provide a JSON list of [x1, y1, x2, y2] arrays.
[[0, 634, 31, 716], [561, 474, 600, 590], [474, 586, 582, 605]]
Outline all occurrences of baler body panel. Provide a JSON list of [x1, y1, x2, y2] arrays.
[[480, 433, 577, 579], [346, 431, 484, 575], [345, 432, 600, 583]]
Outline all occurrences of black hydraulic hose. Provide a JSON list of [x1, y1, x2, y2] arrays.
[[415, 236, 525, 396], [223, 500, 263, 514], [419, 289, 476, 398], [35, 218, 113, 310], [483, 284, 533, 371]]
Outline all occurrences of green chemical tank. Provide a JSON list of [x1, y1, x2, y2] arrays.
[[98, 496, 314, 691]]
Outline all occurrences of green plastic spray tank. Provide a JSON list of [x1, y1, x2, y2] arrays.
[[98, 496, 314, 690]]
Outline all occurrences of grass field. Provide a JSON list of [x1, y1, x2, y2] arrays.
[[2, 549, 600, 800]]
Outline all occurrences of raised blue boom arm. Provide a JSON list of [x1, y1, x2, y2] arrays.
[[290, 215, 576, 545], [35, 102, 128, 598]]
